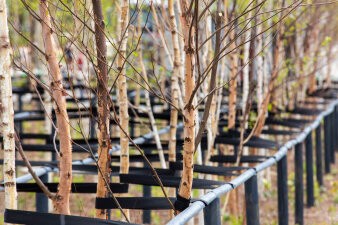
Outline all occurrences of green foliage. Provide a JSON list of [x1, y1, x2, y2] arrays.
[[334, 195, 338, 205], [314, 179, 321, 201], [268, 103, 273, 112], [248, 111, 257, 129], [151, 211, 162, 224], [12, 77, 27, 87], [223, 214, 243, 225], [302, 56, 310, 65], [277, 68, 288, 84], [73, 174, 85, 183], [283, 15, 296, 36], [321, 36, 332, 47], [53, 175, 60, 183], [102, 0, 117, 32], [236, 0, 251, 15]]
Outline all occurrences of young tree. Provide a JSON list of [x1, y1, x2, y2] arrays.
[[39, 0, 72, 214], [253, 0, 287, 136], [176, 0, 196, 213], [168, 0, 181, 163], [137, 9, 167, 169], [91, 0, 112, 219], [117, 0, 130, 175], [227, 25, 239, 130], [0, 0, 18, 217]]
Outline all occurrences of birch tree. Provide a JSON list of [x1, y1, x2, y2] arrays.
[[227, 6, 238, 130], [39, 0, 72, 214], [168, 0, 180, 163], [0, 0, 18, 216], [137, 11, 166, 169], [253, 0, 288, 136], [176, 0, 196, 212], [91, 0, 112, 219], [117, 0, 130, 175]]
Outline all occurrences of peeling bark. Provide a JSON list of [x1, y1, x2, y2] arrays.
[[176, 0, 196, 210], [39, 0, 72, 214], [91, 0, 112, 219]]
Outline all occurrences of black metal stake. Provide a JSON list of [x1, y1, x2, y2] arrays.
[[324, 116, 331, 173], [16, 94, 23, 133], [204, 197, 221, 225], [245, 174, 260, 225], [130, 123, 135, 139], [335, 106, 338, 148], [295, 143, 304, 225], [329, 113, 335, 163], [143, 162, 151, 224], [277, 155, 288, 225], [90, 97, 96, 139], [315, 125, 323, 186], [36, 173, 49, 212], [305, 133, 314, 207]]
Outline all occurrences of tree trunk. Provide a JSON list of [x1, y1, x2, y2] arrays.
[[308, 53, 319, 95], [256, 29, 264, 112], [242, 31, 250, 123], [176, 0, 186, 100], [91, 0, 112, 219], [308, 30, 320, 95], [40, 0, 72, 214], [176, 0, 196, 212], [39, 0, 72, 214], [325, 43, 332, 88], [253, 1, 285, 136], [169, 0, 181, 162], [227, 17, 238, 130], [137, 14, 166, 168], [151, 4, 173, 68], [0, 0, 18, 216], [298, 22, 312, 102], [118, 0, 130, 175]]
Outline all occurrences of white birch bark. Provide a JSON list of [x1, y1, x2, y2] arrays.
[[242, 33, 250, 122], [168, 0, 181, 163], [175, 0, 186, 100], [118, 0, 130, 174], [177, 0, 196, 208], [0, 0, 18, 215], [256, 14, 264, 113], [138, 45, 167, 168], [151, 4, 173, 68]]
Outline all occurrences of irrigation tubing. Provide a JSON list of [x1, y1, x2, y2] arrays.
[[166, 100, 338, 225]]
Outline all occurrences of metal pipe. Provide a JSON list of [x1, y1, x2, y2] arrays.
[[166, 100, 338, 225]]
